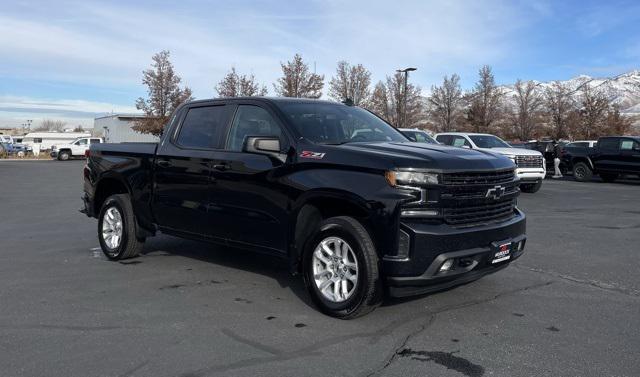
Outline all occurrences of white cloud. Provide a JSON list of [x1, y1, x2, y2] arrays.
[[0, 0, 540, 98]]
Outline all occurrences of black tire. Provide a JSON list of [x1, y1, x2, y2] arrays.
[[98, 194, 144, 260], [58, 151, 70, 161], [573, 162, 593, 182], [303, 216, 382, 319], [599, 173, 617, 183], [520, 180, 542, 193]]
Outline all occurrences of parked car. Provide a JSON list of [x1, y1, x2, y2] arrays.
[[562, 136, 640, 182], [51, 137, 103, 160], [82, 98, 527, 318], [0, 135, 31, 157], [0, 141, 28, 157], [435, 132, 546, 193], [398, 128, 438, 144]]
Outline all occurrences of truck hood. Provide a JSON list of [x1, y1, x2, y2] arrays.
[[314, 141, 515, 172], [476, 147, 542, 157]]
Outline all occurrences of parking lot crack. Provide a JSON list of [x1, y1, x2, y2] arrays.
[[514, 264, 640, 297]]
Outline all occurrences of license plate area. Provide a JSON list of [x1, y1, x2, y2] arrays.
[[490, 241, 512, 264]]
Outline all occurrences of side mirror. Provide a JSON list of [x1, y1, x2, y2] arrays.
[[244, 136, 286, 162]]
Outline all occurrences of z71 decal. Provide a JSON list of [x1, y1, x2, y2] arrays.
[[300, 151, 326, 159]]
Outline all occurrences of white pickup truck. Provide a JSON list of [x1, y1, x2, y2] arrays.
[[435, 132, 546, 193], [51, 137, 103, 161]]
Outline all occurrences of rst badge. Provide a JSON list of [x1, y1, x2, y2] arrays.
[[300, 151, 325, 159]]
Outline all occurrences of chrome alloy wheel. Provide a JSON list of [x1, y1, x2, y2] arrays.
[[312, 237, 358, 303], [102, 207, 123, 250]]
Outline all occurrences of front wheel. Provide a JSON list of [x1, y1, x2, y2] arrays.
[[303, 216, 382, 319], [58, 151, 70, 161], [98, 194, 145, 260], [573, 162, 593, 182], [520, 180, 542, 193]]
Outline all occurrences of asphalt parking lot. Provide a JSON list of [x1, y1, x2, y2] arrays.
[[1, 160, 639, 377]]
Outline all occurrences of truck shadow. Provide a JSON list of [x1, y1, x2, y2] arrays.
[[141, 234, 316, 309]]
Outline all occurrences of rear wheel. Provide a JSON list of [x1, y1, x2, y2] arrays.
[[520, 180, 542, 193], [58, 151, 70, 161], [600, 172, 618, 183], [303, 216, 382, 319], [98, 194, 145, 260], [573, 162, 593, 182]]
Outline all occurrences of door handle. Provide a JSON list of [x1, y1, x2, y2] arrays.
[[213, 163, 229, 171], [157, 160, 172, 168]]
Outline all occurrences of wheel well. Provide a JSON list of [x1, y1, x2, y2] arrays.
[[94, 178, 128, 215], [292, 197, 371, 272], [572, 157, 591, 168]]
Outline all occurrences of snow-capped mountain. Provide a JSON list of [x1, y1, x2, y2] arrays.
[[501, 70, 640, 115]]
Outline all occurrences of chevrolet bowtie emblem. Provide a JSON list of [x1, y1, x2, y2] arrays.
[[486, 185, 506, 200]]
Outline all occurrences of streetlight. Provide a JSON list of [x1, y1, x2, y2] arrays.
[[396, 67, 417, 128]]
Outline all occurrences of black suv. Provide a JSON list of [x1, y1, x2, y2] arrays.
[[82, 98, 526, 318]]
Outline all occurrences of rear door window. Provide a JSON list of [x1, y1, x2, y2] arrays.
[[90, 138, 101, 144], [598, 138, 619, 152], [176, 105, 228, 149], [436, 135, 451, 145]]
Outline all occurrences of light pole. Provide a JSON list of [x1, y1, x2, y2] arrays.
[[396, 67, 417, 128]]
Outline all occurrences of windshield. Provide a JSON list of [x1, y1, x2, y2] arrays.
[[469, 135, 511, 148], [276, 102, 408, 144], [401, 130, 437, 144]]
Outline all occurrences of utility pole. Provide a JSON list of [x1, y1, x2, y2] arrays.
[[396, 67, 417, 128]]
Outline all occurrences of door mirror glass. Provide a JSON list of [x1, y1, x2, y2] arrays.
[[244, 136, 282, 156]]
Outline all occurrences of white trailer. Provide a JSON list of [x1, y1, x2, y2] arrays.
[[21, 132, 91, 151]]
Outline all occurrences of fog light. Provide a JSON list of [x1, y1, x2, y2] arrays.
[[439, 258, 455, 272], [397, 229, 410, 259]]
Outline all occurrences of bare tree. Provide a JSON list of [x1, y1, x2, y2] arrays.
[[35, 119, 66, 132], [73, 126, 85, 132], [544, 81, 574, 140], [134, 50, 193, 136], [603, 104, 633, 136], [328, 61, 371, 106], [577, 84, 609, 139], [466, 65, 504, 133], [428, 74, 463, 132], [273, 54, 324, 98], [368, 81, 391, 121], [510, 80, 544, 140], [364, 73, 424, 128], [216, 67, 267, 97]]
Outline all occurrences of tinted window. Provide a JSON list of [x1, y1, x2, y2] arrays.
[[598, 138, 619, 152], [227, 105, 283, 151], [34, 138, 42, 143], [452, 136, 471, 148], [90, 138, 101, 144], [435, 135, 452, 145], [276, 103, 406, 144], [469, 135, 510, 148], [177, 105, 227, 149], [570, 142, 588, 147]]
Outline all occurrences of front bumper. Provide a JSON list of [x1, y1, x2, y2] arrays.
[[515, 168, 545, 182], [385, 209, 526, 297]]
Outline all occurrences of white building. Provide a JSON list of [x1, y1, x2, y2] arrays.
[[21, 132, 91, 150], [95, 114, 159, 143]]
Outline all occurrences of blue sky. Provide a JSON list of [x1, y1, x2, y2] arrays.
[[1, 0, 639, 128]]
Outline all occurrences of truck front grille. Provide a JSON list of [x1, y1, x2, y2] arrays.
[[443, 198, 516, 227], [515, 155, 543, 168], [441, 169, 515, 185]]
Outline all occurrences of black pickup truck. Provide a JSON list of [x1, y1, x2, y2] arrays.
[[82, 97, 526, 318], [562, 136, 640, 182]]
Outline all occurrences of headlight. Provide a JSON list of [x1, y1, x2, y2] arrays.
[[385, 171, 439, 186]]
